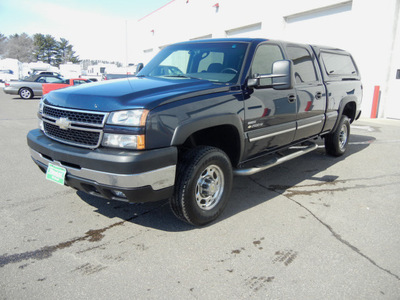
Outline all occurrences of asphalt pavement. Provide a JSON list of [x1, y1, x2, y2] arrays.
[[0, 89, 399, 299]]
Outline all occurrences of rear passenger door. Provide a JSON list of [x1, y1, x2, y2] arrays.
[[284, 44, 326, 141]]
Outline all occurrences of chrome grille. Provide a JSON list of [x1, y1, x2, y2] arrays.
[[42, 105, 107, 149], [44, 123, 101, 148], [43, 105, 107, 127]]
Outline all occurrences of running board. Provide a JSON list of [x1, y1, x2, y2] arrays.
[[233, 142, 318, 176]]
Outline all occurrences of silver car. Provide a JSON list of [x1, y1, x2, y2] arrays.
[[3, 74, 64, 99]]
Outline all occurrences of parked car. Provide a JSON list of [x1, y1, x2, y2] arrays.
[[42, 78, 92, 95], [3, 74, 64, 99], [30, 71, 63, 77]]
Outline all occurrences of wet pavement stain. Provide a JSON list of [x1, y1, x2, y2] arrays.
[[251, 174, 400, 282], [0, 206, 159, 268], [231, 248, 245, 254], [245, 276, 275, 292], [273, 250, 298, 266], [73, 263, 108, 275]]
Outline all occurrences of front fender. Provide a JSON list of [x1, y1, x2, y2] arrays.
[[171, 113, 246, 160]]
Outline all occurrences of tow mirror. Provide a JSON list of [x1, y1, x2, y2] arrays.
[[136, 63, 144, 74], [248, 60, 293, 90]]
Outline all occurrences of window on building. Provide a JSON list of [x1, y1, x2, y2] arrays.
[[286, 46, 318, 83]]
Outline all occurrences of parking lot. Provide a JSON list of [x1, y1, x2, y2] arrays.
[[0, 89, 399, 299]]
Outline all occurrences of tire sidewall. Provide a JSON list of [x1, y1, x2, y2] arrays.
[[19, 88, 32, 99], [179, 148, 232, 226], [325, 115, 350, 156], [335, 116, 350, 155]]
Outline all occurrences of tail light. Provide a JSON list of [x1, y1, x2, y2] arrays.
[[5, 82, 10, 87]]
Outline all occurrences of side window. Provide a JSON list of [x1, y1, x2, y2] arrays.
[[251, 44, 284, 86], [321, 51, 357, 76], [45, 77, 64, 83], [286, 46, 318, 84]]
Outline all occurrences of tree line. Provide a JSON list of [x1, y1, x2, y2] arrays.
[[0, 32, 80, 67]]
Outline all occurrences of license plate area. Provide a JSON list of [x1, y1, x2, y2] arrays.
[[46, 163, 67, 185]]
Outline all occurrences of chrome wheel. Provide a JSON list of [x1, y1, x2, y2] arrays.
[[19, 88, 32, 99], [338, 124, 348, 150], [195, 164, 225, 211], [170, 146, 232, 226], [325, 115, 350, 157]]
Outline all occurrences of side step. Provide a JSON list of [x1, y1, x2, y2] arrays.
[[233, 142, 318, 176]]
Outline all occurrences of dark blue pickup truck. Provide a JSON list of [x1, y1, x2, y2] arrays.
[[27, 38, 362, 226]]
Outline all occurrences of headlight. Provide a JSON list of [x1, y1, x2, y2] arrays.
[[103, 109, 148, 149], [107, 109, 148, 126], [102, 133, 145, 150], [38, 97, 45, 132], [39, 97, 45, 114]]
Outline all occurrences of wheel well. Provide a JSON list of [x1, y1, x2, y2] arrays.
[[181, 125, 241, 166], [342, 101, 356, 122]]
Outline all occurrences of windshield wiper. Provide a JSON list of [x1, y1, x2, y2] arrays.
[[163, 75, 201, 80]]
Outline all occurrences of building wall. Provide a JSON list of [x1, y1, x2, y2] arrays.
[[131, 0, 400, 119]]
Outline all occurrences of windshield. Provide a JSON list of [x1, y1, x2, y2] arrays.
[[138, 41, 249, 83]]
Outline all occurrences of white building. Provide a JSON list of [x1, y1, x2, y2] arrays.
[[131, 0, 400, 119]]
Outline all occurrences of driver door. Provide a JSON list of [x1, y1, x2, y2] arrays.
[[244, 42, 297, 159]]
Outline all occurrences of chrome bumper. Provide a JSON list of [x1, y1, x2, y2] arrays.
[[30, 148, 176, 191]]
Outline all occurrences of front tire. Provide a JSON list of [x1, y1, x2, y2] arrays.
[[19, 88, 33, 99], [325, 115, 350, 156], [170, 146, 233, 226]]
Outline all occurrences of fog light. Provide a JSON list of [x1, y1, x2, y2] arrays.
[[111, 190, 127, 198], [102, 133, 145, 149]]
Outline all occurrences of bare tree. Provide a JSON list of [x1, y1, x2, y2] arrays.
[[5, 33, 33, 62]]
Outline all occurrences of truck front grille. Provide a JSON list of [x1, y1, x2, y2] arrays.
[[43, 105, 106, 127], [44, 123, 102, 148], [41, 105, 108, 149]]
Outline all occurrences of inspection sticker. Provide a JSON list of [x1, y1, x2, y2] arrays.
[[46, 163, 66, 185]]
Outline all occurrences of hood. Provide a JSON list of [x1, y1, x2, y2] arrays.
[[44, 77, 230, 112]]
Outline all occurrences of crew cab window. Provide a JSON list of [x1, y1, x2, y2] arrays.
[[321, 51, 357, 76], [251, 44, 284, 86], [286, 46, 318, 84]]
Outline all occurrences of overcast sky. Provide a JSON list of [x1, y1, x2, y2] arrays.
[[0, 0, 173, 62]]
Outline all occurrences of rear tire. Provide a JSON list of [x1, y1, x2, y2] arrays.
[[325, 115, 350, 156], [19, 88, 33, 99], [170, 146, 233, 226]]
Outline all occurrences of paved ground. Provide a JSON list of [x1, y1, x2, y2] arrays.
[[0, 90, 399, 299]]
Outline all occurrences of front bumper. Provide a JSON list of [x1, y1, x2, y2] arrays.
[[27, 129, 177, 202]]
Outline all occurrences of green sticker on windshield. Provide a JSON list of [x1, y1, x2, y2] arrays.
[[46, 163, 66, 185]]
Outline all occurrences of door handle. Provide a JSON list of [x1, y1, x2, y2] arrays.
[[315, 92, 323, 99], [288, 94, 296, 103]]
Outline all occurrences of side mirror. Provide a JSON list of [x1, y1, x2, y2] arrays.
[[271, 60, 293, 90], [135, 63, 144, 74], [248, 60, 293, 90]]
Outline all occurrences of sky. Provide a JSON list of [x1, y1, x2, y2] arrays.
[[0, 0, 173, 63]]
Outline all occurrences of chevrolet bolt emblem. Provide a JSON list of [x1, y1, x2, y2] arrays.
[[55, 117, 71, 130]]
